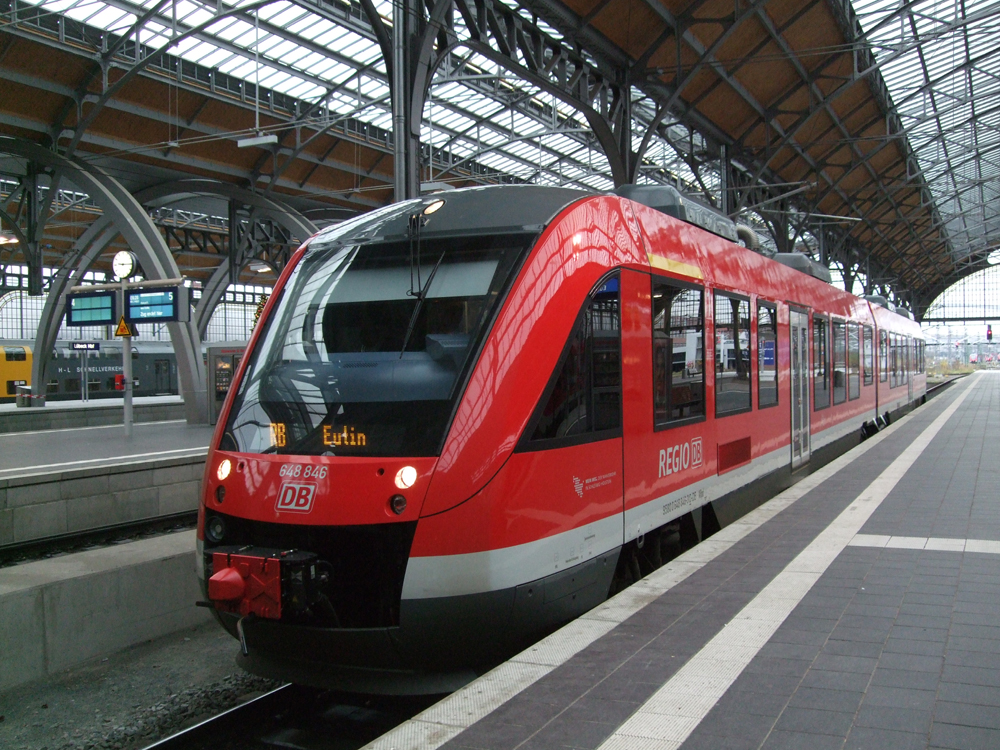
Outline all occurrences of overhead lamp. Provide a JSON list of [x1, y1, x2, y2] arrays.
[[237, 132, 279, 148], [988, 249, 1000, 265], [0, 233, 18, 245], [248, 261, 272, 274], [423, 199, 445, 215]]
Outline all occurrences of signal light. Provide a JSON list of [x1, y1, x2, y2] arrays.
[[988, 325, 993, 342]]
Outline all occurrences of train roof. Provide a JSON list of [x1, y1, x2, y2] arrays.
[[307, 185, 589, 248]]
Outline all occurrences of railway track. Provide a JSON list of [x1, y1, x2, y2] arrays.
[[141, 683, 440, 750], [0, 510, 198, 568], [926, 373, 967, 398]]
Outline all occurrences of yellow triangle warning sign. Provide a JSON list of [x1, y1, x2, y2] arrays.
[[114, 315, 134, 337]]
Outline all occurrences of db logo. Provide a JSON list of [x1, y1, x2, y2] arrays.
[[276, 482, 317, 513]]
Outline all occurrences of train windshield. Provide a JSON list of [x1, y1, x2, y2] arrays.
[[222, 233, 530, 456]]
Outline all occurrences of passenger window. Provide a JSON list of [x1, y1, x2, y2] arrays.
[[814, 315, 830, 410], [652, 278, 704, 426], [527, 275, 621, 444], [848, 323, 860, 400], [4, 347, 26, 362], [832, 321, 847, 404], [889, 333, 899, 388], [863, 326, 874, 386], [879, 330, 888, 382], [757, 301, 778, 408], [715, 292, 751, 416], [902, 337, 909, 385]]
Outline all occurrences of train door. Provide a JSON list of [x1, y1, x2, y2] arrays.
[[790, 309, 810, 468], [154, 359, 172, 394]]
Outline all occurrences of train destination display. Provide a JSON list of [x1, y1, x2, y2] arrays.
[[125, 286, 190, 323], [65, 291, 116, 326]]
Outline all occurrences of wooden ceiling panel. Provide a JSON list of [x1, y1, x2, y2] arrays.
[[2, 37, 92, 90], [0, 79, 68, 125], [591, 0, 666, 56]]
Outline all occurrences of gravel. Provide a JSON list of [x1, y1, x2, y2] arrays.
[[0, 622, 279, 750]]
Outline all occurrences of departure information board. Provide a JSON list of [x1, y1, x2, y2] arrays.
[[125, 286, 190, 323], [66, 292, 116, 326]]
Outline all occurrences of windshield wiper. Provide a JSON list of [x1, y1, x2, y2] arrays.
[[400, 249, 445, 358]]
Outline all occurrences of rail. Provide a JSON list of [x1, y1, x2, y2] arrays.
[[140, 684, 296, 750], [0, 510, 197, 567]]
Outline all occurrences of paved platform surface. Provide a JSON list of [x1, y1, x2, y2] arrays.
[[0, 394, 183, 414], [0, 419, 212, 479], [369, 373, 1000, 750]]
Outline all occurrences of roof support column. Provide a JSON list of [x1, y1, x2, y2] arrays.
[[719, 144, 729, 216], [24, 167, 44, 296], [393, 0, 421, 201]]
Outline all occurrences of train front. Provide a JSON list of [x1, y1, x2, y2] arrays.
[[197, 187, 587, 693]]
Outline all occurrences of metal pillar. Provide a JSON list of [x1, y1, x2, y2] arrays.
[[121, 277, 133, 438], [392, 0, 420, 201]]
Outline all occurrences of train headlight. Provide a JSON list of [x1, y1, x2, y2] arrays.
[[394, 466, 417, 489], [217, 459, 232, 481], [205, 515, 226, 543]]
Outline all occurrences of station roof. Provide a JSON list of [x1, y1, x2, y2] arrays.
[[0, 0, 995, 315]]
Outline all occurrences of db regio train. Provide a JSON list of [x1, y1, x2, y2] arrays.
[[198, 185, 925, 693]]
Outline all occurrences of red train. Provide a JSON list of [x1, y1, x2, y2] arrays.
[[198, 185, 925, 693]]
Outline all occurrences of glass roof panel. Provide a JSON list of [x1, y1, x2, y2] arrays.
[[854, 0, 1000, 262], [20, 0, 718, 194]]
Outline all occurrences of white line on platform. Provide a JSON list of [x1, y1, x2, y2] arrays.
[[0, 419, 188, 438], [0, 446, 208, 476], [361, 380, 973, 750], [849, 533, 1000, 554], [597, 377, 978, 750]]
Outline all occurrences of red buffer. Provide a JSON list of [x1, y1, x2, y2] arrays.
[[209, 552, 282, 619]]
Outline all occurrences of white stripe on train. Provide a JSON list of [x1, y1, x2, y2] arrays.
[[401, 411, 887, 601]]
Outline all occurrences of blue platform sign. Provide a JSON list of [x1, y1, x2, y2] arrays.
[[66, 291, 116, 326], [125, 286, 190, 323]]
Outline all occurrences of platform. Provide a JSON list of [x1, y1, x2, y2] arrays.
[[369, 372, 998, 750], [0, 530, 207, 691], [0, 394, 187, 434], [0, 420, 212, 545]]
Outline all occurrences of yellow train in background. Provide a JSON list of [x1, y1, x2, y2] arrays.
[[1, 343, 32, 398]]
